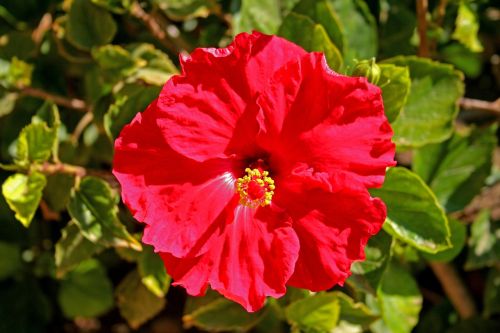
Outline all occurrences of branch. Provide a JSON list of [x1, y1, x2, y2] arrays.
[[71, 112, 94, 144], [460, 97, 500, 116], [130, 1, 184, 54], [429, 0, 448, 53], [32, 13, 52, 45], [429, 262, 478, 319], [35, 162, 87, 178], [34, 162, 119, 189], [435, 0, 449, 27], [416, 0, 430, 57], [20, 87, 87, 111]]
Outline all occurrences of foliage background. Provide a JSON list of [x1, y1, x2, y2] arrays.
[[0, 0, 499, 332]]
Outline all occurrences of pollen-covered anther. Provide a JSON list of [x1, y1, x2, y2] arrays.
[[236, 168, 275, 208]]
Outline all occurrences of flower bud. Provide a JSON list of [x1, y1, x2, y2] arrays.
[[352, 58, 381, 85]]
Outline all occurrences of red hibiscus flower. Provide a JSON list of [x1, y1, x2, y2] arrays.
[[113, 31, 396, 312]]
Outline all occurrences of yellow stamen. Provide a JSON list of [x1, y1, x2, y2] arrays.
[[235, 168, 275, 208]]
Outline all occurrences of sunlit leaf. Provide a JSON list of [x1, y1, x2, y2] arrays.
[[184, 296, 268, 332], [279, 12, 343, 71], [68, 176, 141, 250], [138, 245, 170, 297], [370, 167, 451, 253], [2, 172, 46, 227], [286, 292, 340, 332], [382, 56, 464, 148], [55, 222, 105, 277], [378, 64, 411, 122], [452, 2, 483, 52], [234, 0, 282, 34], [377, 262, 422, 333], [414, 126, 497, 212]]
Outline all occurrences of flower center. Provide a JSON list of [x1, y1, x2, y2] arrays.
[[236, 168, 275, 208]]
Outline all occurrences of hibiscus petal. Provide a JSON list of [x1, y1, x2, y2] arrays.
[[257, 53, 395, 188], [160, 205, 300, 312], [280, 176, 386, 291], [113, 101, 236, 257], [156, 31, 306, 162]]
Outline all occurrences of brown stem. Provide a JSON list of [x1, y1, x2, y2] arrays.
[[429, 0, 448, 53], [35, 162, 119, 189], [35, 162, 87, 178], [130, 1, 181, 54], [416, 0, 430, 57], [71, 112, 94, 144], [20, 87, 87, 111], [435, 0, 449, 27], [429, 262, 478, 319], [32, 13, 52, 45], [460, 97, 500, 116], [39, 200, 60, 221]]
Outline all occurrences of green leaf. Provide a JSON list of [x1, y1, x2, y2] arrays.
[[413, 126, 497, 212], [421, 218, 466, 262], [2, 172, 46, 227], [91, 0, 132, 14], [0, 57, 33, 89], [154, 0, 214, 20], [58, 259, 114, 318], [0, 89, 17, 117], [91, 44, 141, 79], [138, 245, 170, 297], [370, 167, 451, 253], [43, 174, 74, 212], [233, 0, 282, 34], [377, 262, 422, 333], [334, 292, 378, 328], [184, 297, 267, 332], [66, 0, 117, 51], [116, 269, 166, 329], [441, 43, 482, 78], [0, 241, 22, 280], [465, 210, 500, 270], [184, 289, 222, 314], [328, 0, 377, 68], [32, 101, 61, 161], [484, 267, 500, 317], [0, 31, 36, 60], [452, 2, 483, 53], [32, 101, 60, 130], [254, 301, 286, 333], [55, 222, 105, 277], [15, 123, 55, 165], [378, 64, 411, 122], [16, 101, 60, 166], [382, 56, 464, 148], [279, 12, 343, 71], [128, 43, 178, 85], [349, 230, 393, 292], [292, 0, 345, 53], [286, 293, 340, 333], [104, 84, 161, 140], [68, 176, 141, 250]]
